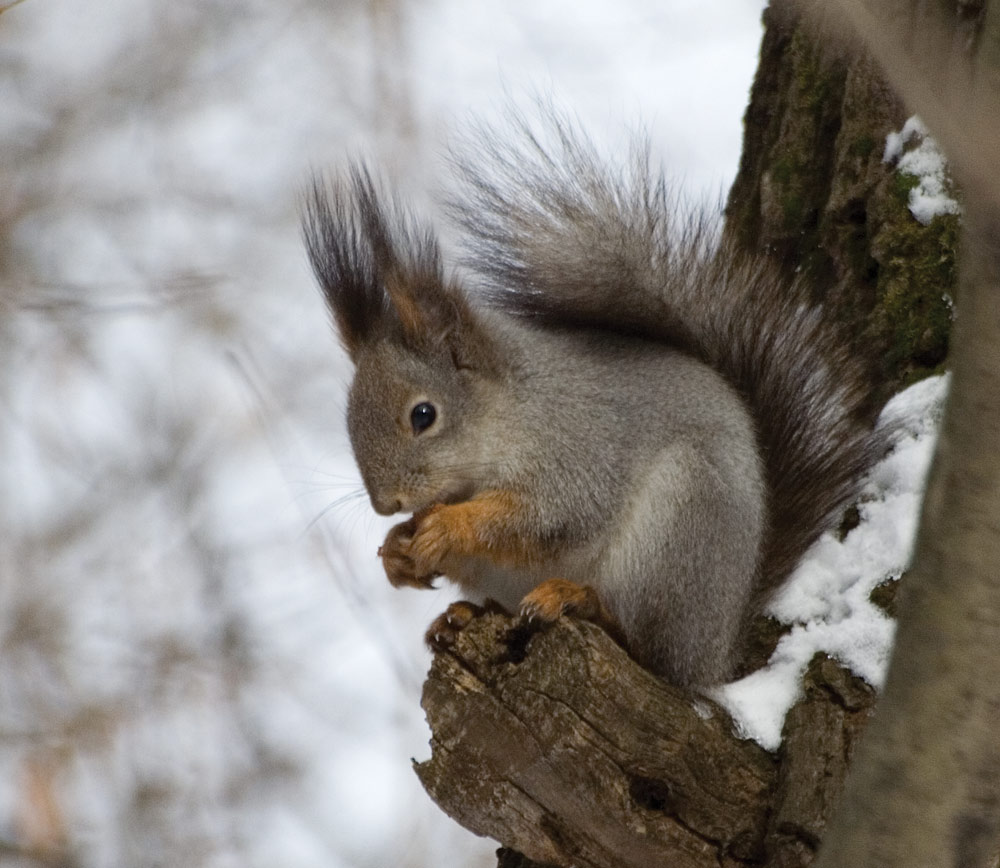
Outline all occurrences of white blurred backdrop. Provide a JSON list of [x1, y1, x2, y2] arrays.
[[0, 2, 764, 865]]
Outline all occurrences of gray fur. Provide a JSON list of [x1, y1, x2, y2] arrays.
[[450, 111, 887, 599], [302, 112, 887, 686]]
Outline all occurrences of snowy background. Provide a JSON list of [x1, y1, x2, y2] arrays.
[[0, 1, 941, 866]]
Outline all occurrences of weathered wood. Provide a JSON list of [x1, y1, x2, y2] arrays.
[[415, 612, 876, 868], [416, 612, 775, 867], [765, 655, 875, 865]]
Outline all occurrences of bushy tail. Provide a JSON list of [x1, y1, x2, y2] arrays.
[[450, 110, 888, 592]]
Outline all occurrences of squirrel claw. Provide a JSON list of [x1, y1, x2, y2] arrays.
[[520, 579, 628, 649], [519, 578, 600, 623], [425, 599, 510, 651], [425, 600, 485, 651]]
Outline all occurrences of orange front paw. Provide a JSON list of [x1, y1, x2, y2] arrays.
[[378, 516, 436, 590], [519, 578, 602, 622], [408, 505, 455, 577], [520, 579, 626, 648]]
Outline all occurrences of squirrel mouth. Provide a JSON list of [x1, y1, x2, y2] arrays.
[[372, 495, 404, 516], [405, 481, 477, 516], [371, 485, 469, 516]]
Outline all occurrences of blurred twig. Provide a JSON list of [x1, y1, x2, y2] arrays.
[[0, 0, 29, 15]]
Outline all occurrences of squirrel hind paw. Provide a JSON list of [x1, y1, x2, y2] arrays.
[[425, 598, 510, 652], [424, 600, 487, 651]]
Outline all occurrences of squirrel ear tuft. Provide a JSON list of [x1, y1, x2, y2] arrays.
[[302, 169, 391, 360], [303, 166, 500, 371]]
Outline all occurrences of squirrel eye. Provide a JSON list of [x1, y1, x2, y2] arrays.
[[410, 401, 437, 434]]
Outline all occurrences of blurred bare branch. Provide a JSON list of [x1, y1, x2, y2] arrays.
[[0, 0, 29, 15], [0, 0, 451, 865]]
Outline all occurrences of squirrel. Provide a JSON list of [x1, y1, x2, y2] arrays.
[[302, 113, 888, 686]]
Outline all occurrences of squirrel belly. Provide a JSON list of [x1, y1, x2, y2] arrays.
[[434, 321, 766, 686], [302, 114, 887, 687]]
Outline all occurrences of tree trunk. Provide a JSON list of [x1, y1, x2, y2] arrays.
[[809, 1, 1000, 865], [724, 0, 957, 397]]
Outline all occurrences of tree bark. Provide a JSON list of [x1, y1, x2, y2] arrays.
[[724, 0, 957, 397], [416, 612, 875, 868], [810, 2, 1000, 865]]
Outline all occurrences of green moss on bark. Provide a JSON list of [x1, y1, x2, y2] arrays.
[[870, 207, 958, 383], [724, 0, 959, 396]]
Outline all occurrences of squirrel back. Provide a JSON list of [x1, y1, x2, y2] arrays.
[[303, 112, 888, 684], [448, 111, 887, 599]]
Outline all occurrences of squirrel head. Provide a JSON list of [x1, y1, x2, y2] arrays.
[[303, 167, 506, 516]]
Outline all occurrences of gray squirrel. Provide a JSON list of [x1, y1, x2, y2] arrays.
[[303, 114, 887, 686]]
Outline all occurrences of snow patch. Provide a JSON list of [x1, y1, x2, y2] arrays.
[[713, 374, 950, 751], [884, 116, 961, 225]]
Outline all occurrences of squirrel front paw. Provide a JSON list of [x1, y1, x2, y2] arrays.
[[379, 516, 437, 589], [406, 505, 457, 574], [520, 578, 627, 647], [379, 506, 457, 589], [520, 578, 603, 622]]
